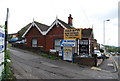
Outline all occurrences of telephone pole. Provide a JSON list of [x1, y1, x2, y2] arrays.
[[5, 8, 9, 50], [4, 8, 9, 80]]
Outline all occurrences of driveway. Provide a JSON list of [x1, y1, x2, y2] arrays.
[[9, 48, 118, 79]]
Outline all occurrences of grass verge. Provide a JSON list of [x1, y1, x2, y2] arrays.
[[40, 52, 61, 60], [2, 50, 16, 81]]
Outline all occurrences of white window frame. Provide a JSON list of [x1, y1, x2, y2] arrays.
[[32, 38, 38, 47]]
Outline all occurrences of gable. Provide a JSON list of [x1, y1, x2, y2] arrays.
[[25, 26, 42, 37], [22, 22, 47, 37], [21, 19, 73, 37], [45, 19, 70, 35], [46, 23, 64, 35]]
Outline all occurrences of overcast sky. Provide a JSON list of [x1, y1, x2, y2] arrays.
[[0, 0, 119, 46]]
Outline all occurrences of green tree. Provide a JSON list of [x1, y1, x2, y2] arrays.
[[99, 49, 104, 53]]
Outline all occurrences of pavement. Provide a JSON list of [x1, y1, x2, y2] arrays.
[[98, 56, 115, 72], [97, 59, 103, 66], [111, 55, 120, 81], [9, 47, 118, 79]]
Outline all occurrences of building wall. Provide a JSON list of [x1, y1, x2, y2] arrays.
[[24, 24, 64, 51], [45, 24, 64, 51], [25, 26, 45, 50]]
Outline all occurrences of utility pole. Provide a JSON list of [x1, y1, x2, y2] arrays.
[[5, 8, 9, 50], [4, 8, 9, 80]]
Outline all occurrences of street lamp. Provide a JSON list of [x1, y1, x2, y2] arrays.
[[103, 19, 110, 45]]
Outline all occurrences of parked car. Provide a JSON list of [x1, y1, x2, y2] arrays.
[[110, 52, 116, 56], [8, 38, 18, 43], [101, 53, 109, 59], [94, 50, 102, 58], [116, 53, 120, 56]]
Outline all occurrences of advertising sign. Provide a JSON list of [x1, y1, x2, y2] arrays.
[[63, 47, 73, 61], [0, 29, 4, 52], [64, 28, 82, 40], [60, 40, 76, 47], [79, 40, 89, 54]]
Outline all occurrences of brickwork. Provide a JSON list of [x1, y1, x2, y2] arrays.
[[24, 24, 64, 51]]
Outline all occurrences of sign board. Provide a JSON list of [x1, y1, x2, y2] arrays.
[[64, 28, 82, 40], [60, 40, 76, 47], [0, 29, 4, 52], [59, 50, 62, 56], [63, 47, 73, 61], [50, 49, 57, 52], [0, 26, 4, 79], [79, 40, 89, 54]]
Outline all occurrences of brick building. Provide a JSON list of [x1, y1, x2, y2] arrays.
[[19, 14, 73, 51], [18, 14, 95, 52]]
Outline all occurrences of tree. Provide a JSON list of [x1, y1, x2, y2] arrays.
[[118, 47, 120, 53], [99, 49, 104, 53]]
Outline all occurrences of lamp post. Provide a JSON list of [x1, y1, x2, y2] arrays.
[[103, 19, 110, 45]]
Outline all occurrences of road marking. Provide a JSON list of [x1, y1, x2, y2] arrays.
[[107, 64, 114, 66], [91, 67, 102, 71]]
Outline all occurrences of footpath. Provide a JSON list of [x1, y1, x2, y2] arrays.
[[97, 56, 116, 72]]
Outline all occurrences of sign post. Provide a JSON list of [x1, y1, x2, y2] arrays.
[[60, 40, 76, 62], [61, 28, 82, 62]]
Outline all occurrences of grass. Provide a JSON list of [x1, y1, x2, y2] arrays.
[[40, 52, 60, 60], [8, 44, 12, 48], [2, 50, 16, 81]]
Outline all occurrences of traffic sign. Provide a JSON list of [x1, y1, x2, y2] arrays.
[[60, 40, 76, 47]]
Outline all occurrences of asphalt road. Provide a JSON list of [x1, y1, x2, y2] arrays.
[[9, 48, 118, 79], [112, 55, 120, 80]]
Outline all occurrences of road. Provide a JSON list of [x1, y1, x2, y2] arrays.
[[9, 48, 118, 79], [112, 55, 120, 80]]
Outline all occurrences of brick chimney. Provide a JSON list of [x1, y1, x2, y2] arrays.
[[68, 14, 73, 26]]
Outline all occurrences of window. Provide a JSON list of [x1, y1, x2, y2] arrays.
[[54, 39, 62, 51], [32, 38, 37, 47]]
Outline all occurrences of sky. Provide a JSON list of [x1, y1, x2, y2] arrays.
[[0, 0, 119, 46]]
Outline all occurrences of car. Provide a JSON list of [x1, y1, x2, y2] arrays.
[[110, 52, 116, 56], [101, 53, 109, 59], [8, 38, 18, 43], [94, 50, 102, 58], [116, 53, 120, 56]]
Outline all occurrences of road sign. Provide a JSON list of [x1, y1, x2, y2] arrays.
[[64, 28, 82, 40], [60, 40, 76, 47], [0, 29, 4, 52], [63, 47, 73, 61], [0, 28, 5, 79]]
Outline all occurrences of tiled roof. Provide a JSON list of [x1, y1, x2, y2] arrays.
[[58, 19, 74, 29], [34, 21, 49, 31], [17, 23, 32, 38], [82, 28, 94, 39]]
